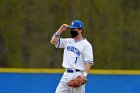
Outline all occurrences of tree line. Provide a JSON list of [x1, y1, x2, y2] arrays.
[[0, 0, 140, 69]]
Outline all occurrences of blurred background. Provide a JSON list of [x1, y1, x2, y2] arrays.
[[0, 0, 140, 69], [0, 0, 140, 93]]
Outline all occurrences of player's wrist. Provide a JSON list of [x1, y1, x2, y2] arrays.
[[54, 33, 60, 37], [54, 31, 62, 37], [82, 72, 88, 77]]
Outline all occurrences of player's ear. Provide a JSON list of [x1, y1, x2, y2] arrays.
[[79, 28, 84, 34], [78, 28, 83, 34]]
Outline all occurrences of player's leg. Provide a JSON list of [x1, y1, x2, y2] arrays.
[[55, 81, 69, 93], [69, 85, 85, 93], [55, 72, 71, 93]]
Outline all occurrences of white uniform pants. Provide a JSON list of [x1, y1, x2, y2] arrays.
[[55, 71, 85, 93]]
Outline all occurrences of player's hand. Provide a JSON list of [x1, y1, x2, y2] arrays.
[[58, 24, 69, 33]]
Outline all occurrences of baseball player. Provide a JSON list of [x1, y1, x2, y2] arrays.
[[50, 20, 94, 93]]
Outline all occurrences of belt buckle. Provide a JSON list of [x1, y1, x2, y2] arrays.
[[67, 69, 74, 73], [76, 69, 80, 72]]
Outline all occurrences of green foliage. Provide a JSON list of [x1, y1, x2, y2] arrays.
[[0, 0, 140, 69]]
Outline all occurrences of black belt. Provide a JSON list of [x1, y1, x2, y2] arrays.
[[66, 69, 81, 73]]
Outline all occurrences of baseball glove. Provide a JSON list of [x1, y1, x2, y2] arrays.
[[68, 76, 87, 88]]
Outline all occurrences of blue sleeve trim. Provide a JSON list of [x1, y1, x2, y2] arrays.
[[84, 60, 93, 63], [57, 38, 60, 48]]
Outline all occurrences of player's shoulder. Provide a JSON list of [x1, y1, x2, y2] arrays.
[[61, 38, 73, 42], [83, 39, 91, 44], [83, 39, 92, 46]]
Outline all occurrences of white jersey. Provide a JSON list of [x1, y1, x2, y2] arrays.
[[55, 38, 93, 71]]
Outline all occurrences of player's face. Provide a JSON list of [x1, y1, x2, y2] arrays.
[[71, 28, 82, 33], [70, 28, 80, 38]]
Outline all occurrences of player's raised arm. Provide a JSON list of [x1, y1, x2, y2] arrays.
[[50, 24, 69, 45]]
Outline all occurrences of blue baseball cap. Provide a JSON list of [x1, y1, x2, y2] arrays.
[[69, 20, 84, 29]]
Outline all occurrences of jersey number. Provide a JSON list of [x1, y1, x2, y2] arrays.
[[75, 57, 78, 63]]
